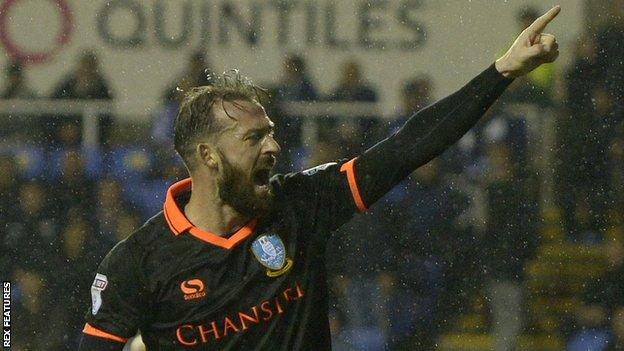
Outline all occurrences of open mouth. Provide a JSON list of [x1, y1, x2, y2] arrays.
[[253, 169, 271, 187]]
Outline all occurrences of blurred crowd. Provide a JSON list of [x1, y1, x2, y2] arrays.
[[1, 3, 624, 350]]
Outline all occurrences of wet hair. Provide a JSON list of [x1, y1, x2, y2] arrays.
[[173, 70, 267, 170]]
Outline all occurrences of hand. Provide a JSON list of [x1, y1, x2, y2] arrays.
[[495, 5, 561, 78]]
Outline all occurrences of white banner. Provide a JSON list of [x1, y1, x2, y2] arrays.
[[0, 0, 582, 119]]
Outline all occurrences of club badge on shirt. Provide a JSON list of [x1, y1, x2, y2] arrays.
[[251, 233, 293, 277], [91, 273, 108, 315]]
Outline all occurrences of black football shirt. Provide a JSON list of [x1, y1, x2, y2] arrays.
[[83, 159, 364, 350]]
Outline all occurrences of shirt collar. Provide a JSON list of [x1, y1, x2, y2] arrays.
[[163, 177, 257, 249]]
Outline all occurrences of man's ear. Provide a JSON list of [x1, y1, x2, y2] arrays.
[[196, 143, 219, 169]]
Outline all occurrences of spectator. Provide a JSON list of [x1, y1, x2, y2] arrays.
[[275, 54, 317, 102], [50, 150, 96, 219], [393, 76, 433, 126], [326, 59, 379, 155], [51, 50, 114, 147], [388, 76, 435, 154], [562, 241, 622, 348], [562, 86, 616, 240], [482, 141, 538, 351], [325, 140, 391, 349], [596, 0, 624, 113], [12, 268, 65, 350], [557, 35, 600, 229], [151, 52, 212, 175], [5, 181, 64, 349], [564, 36, 601, 115], [583, 241, 624, 315], [306, 137, 346, 166], [0, 61, 39, 143], [94, 177, 133, 249], [608, 130, 624, 216], [330, 59, 377, 102], [0, 155, 20, 224], [154, 51, 212, 145], [272, 55, 319, 171], [51, 207, 101, 349], [566, 305, 611, 351], [5, 181, 58, 274], [55, 119, 82, 148], [113, 212, 141, 242], [557, 30, 617, 239], [389, 159, 471, 349], [1, 60, 36, 98], [0, 160, 11, 270], [52, 51, 112, 100], [606, 307, 624, 350], [161, 51, 212, 105], [390, 76, 468, 174], [329, 211, 392, 351]]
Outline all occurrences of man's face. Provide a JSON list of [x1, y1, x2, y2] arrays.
[[211, 99, 281, 217]]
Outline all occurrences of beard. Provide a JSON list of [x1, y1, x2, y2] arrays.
[[217, 155, 274, 218]]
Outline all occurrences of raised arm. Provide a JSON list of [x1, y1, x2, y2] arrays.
[[349, 6, 561, 209]]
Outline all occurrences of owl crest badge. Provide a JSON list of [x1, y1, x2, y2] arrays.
[[251, 233, 293, 277]]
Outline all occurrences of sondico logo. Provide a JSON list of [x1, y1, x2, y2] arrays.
[[180, 279, 206, 301]]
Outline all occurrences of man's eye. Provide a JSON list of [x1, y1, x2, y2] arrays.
[[249, 134, 262, 141]]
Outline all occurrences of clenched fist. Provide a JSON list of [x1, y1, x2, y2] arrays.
[[495, 5, 561, 78]]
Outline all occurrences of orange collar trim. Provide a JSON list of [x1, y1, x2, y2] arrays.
[[163, 177, 258, 250]]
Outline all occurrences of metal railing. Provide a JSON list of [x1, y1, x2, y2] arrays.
[[0, 99, 116, 148]]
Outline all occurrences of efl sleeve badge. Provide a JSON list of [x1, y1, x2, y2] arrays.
[[90, 273, 108, 315]]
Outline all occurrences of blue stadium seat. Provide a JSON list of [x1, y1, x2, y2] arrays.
[[122, 178, 169, 220], [105, 145, 154, 181], [47, 147, 103, 180], [11, 146, 45, 178], [567, 329, 611, 351]]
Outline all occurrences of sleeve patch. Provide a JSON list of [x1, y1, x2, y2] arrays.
[[91, 273, 108, 315], [301, 162, 337, 176]]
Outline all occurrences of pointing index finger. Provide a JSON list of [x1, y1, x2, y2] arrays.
[[527, 5, 561, 34]]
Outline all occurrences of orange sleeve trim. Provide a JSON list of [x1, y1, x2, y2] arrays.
[[340, 158, 367, 212], [82, 323, 128, 343]]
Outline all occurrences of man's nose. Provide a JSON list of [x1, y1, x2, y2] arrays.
[[264, 136, 281, 156]]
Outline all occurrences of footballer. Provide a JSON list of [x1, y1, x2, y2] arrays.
[[80, 6, 561, 350]]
